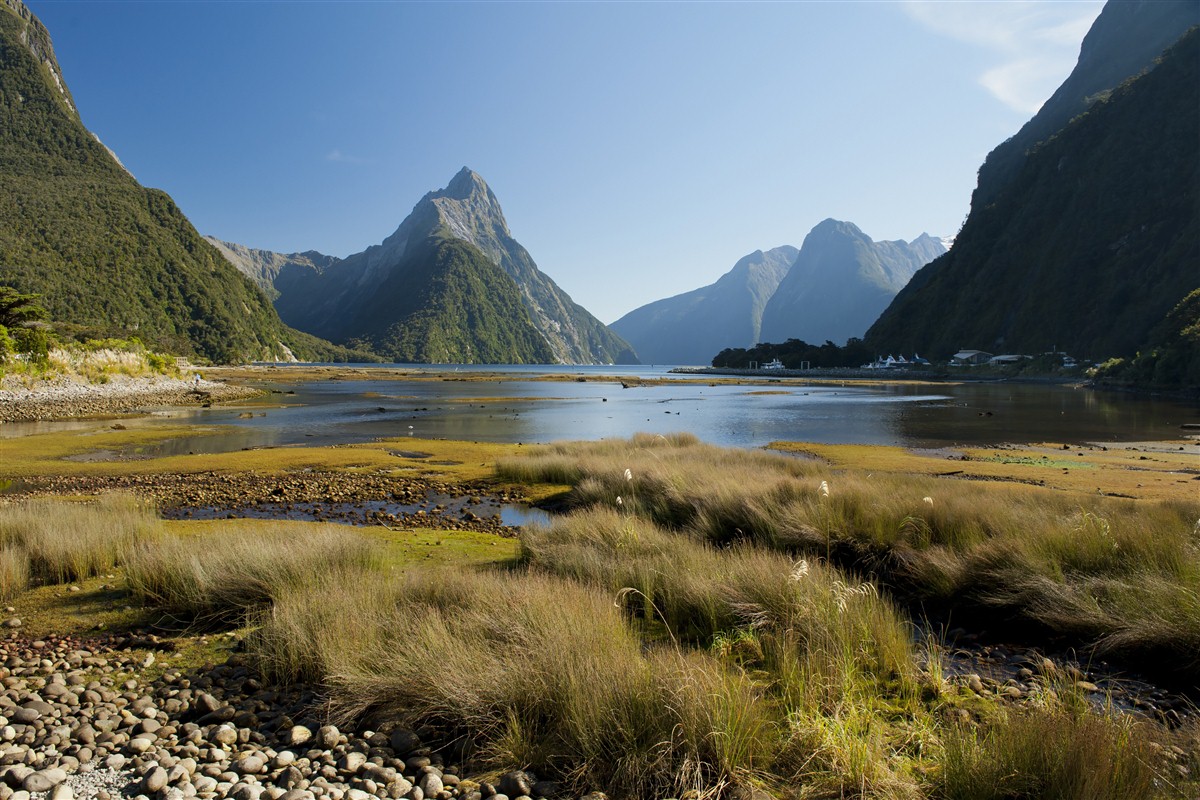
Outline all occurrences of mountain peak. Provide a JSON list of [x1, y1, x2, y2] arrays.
[[418, 167, 511, 241], [810, 219, 865, 238], [441, 167, 489, 199]]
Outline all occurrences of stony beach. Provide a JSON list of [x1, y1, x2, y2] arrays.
[[0, 632, 575, 800], [0, 378, 261, 424]]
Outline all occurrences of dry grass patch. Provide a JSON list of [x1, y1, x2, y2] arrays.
[[124, 522, 379, 625], [936, 706, 1170, 800], [251, 570, 778, 798], [499, 435, 1200, 679], [0, 494, 158, 585]]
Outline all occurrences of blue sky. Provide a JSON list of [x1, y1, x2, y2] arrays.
[[29, 0, 1102, 323]]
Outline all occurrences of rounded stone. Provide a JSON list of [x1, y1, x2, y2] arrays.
[[315, 726, 339, 749], [144, 766, 169, 793], [235, 755, 265, 775], [287, 726, 313, 748]]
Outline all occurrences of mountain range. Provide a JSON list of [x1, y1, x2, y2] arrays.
[[867, 2, 1199, 361], [213, 169, 637, 365], [0, 0, 356, 363], [608, 246, 796, 365], [611, 222, 945, 364]]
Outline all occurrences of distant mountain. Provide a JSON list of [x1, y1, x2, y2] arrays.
[[218, 169, 637, 365], [867, 22, 1199, 360], [0, 0, 353, 363], [610, 246, 796, 365], [974, 0, 1200, 208], [758, 221, 946, 346], [204, 238, 339, 303]]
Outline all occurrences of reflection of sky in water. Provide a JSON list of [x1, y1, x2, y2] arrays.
[[4, 366, 1196, 456]]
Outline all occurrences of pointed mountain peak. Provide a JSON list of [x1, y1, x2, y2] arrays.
[[417, 167, 512, 244], [439, 167, 491, 200]]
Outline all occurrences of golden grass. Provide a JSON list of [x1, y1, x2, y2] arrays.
[[771, 441, 1200, 502], [251, 569, 778, 798], [937, 706, 1165, 800], [123, 522, 379, 625], [500, 435, 1200, 678], [0, 452, 1190, 797], [0, 494, 158, 584]]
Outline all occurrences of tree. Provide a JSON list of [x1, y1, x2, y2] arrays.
[[0, 286, 47, 329]]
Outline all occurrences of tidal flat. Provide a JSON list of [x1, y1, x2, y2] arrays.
[[0, 371, 1196, 799]]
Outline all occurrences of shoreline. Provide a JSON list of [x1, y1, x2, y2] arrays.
[[0, 375, 262, 423]]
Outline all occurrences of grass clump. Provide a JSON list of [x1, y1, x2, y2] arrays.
[[500, 436, 1200, 679], [937, 706, 1164, 800], [124, 522, 379, 625], [0, 494, 158, 585], [252, 569, 776, 798], [0, 547, 30, 600], [520, 507, 915, 693]]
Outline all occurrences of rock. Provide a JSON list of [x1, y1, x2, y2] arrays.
[[1076, 681, 1100, 693], [315, 726, 340, 749], [213, 725, 238, 746], [279, 791, 315, 800], [966, 674, 984, 694], [144, 766, 168, 793], [195, 694, 221, 715], [22, 769, 65, 792], [2, 620, 20, 629], [277, 766, 303, 790], [337, 752, 366, 774], [417, 773, 443, 796], [10, 709, 38, 725], [232, 783, 264, 800], [235, 755, 265, 775], [498, 772, 535, 797], [388, 729, 421, 756], [129, 737, 155, 754], [48, 785, 72, 800], [531, 781, 562, 798], [287, 725, 313, 747]]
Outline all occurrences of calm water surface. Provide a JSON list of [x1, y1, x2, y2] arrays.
[[5, 364, 1197, 454]]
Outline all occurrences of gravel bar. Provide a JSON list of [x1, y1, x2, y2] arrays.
[[0, 378, 261, 423]]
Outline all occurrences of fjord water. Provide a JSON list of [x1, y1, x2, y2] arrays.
[[15, 365, 1191, 457]]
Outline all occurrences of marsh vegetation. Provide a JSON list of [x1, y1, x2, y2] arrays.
[[0, 433, 1195, 798]]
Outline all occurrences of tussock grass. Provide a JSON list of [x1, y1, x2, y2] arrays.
[[124, 522, 379, 625], [0, 547, 30, 600], [0, 494, 158, 584], [252, 569, 776, 798], [501, 437, 1200, 675], [520, 508, 915, 693], [937, 706, 1164, 800]]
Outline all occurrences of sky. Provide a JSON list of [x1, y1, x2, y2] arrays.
[[28, 0, 1104, 324]]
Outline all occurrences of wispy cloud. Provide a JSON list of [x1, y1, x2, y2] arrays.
[[326, 148, 370, 165], [903, 1, 1104, 114]]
